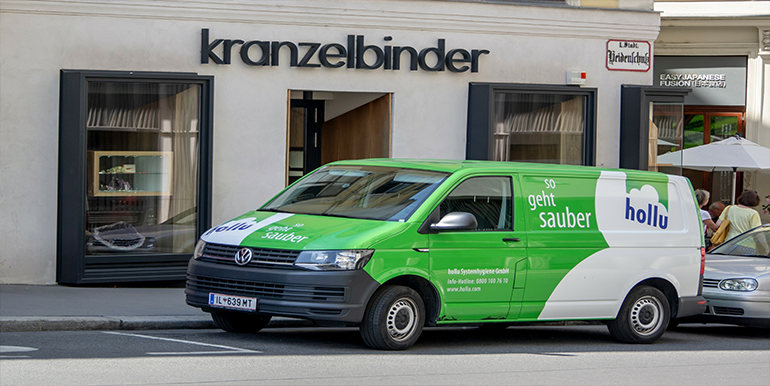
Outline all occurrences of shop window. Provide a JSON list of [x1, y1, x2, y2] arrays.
[[619, 85, 689, 171], [467, 84, 596, 165], [649, 102, 685, 173], [86, 82, 200, 255], [58, 71, 213, 284]]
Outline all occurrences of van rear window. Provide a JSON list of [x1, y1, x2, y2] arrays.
[[262, 166, 449, 221]]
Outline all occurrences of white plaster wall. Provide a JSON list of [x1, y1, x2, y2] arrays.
[[0, 0, 659, 284]]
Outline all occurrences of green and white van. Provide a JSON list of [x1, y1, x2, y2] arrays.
[[185, 159, 706, 349]]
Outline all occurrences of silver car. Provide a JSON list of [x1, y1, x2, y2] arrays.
[[682, 224, 770, 328]]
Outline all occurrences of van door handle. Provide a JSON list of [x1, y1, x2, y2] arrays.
[[503, 238, 520, 242]]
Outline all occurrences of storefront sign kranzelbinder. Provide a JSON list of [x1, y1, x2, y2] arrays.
[[201, 29, 489, 73]]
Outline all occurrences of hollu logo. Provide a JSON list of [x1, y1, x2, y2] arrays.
[[203, 221, 253, 236], [234, 248, 253, 266], [624, 197, 668, 230], [200, 29, 489, 73]]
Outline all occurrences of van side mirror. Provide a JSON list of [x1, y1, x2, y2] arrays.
[[430, 212, 478, 232]]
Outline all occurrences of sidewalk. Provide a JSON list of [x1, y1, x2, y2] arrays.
[[0, 284, 312, 333]]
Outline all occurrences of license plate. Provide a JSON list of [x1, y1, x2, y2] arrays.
[[208, 292, 257, 311]]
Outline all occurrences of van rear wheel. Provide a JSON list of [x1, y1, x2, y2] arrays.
[[607, 286, 670, 344], [211, 311, 272, 333], [360, 285, 425, 350]]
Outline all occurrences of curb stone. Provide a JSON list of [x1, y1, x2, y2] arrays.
[[0, 316, 314, 333], [0, 316, 595, 333]]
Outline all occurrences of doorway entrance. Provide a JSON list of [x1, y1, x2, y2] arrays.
[[287, 91, 392, 185], [683, 106, 745, 205]]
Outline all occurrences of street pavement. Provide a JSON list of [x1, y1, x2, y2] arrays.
[[0, 284, 311, 333]]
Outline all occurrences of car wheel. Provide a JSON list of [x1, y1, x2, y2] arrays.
[[360, 285, 425, 350], [608, 286, 670, 344], [211, 311, 272, 333]]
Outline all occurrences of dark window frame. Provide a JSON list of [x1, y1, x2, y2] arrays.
[[619, 85, 690, 170], [466, 83, 597, 166], [57, 70, 214, 284]]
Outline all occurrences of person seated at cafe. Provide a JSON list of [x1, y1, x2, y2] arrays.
[[695, 189, 718, 234], [709, 201, 725, 223]]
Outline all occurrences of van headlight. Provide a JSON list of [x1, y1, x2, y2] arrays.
[[719, 278, 758, 291], [193, 240, 207, 260], [294, 250, 374, 271]]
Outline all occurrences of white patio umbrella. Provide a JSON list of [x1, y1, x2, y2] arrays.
[[657, 136, 770, 204]]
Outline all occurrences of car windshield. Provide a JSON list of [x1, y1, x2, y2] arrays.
[[710, 225, 770, 258], [261, 165, 449, 222]]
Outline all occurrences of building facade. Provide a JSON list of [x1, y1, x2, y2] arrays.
[[2, 0, 667, 284], [654, 1, 770, 218]]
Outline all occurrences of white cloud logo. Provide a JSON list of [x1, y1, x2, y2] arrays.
[[624, 185, 669, 230], [595, 171, 686, 248]]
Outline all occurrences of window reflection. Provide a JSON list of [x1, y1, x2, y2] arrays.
[[650, 102, 684, 173], [492, 92, 585, 165], [85, 82, 200, 255]]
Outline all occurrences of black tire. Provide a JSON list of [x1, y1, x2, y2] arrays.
[[211, 311, 272, 333], [607, 286, 670, 344], [360, 285, 425, 350]]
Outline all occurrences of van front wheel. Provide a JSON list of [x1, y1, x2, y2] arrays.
[[360, 285, 425, 350], [211, 311, 271, 333], [607, 286, 670, 344]]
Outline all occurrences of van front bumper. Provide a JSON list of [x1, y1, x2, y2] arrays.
[[185, 258, 380, 325]]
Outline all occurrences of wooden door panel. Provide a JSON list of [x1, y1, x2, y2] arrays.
[[322, 95, 391, 164]]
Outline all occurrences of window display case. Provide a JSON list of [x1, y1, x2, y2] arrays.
[[89, 151, 173, 197], [57, 70, 213, 285], [467, 83, 597, 166]]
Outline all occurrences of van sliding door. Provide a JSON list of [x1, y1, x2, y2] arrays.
[[429, 175, 526, 321]]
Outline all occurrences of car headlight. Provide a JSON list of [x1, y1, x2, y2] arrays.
[[719, 278, 758, 291], [294, 250, 374, 271], [193, 239, 207, 260]]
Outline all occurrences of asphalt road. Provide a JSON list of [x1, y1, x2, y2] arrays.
[[1, 323, 768, 385]]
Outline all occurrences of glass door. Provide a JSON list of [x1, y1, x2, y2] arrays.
[[649, 102, 684, 173], [683, 111, 744, 205], [647, 101, 745, 207], [288, 98, 324, 185]]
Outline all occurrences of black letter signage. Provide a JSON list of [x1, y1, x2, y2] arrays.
[[200, 29, 489, 73]]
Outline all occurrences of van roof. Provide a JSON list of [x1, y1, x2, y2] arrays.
[[328, 158, 668, 177]]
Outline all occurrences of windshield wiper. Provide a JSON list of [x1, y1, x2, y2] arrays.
[[317, 212, 358, 219], [259, 208, 293, 213], [708, 252, 769, 258]]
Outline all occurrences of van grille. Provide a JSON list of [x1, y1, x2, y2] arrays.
[[200, 243, 300, 270], [187, 274, 345, 303]]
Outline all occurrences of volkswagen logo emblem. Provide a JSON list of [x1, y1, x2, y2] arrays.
[[234, 248, 252, 266]]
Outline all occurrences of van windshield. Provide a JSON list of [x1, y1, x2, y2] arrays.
[[261, 165, 449, 221]]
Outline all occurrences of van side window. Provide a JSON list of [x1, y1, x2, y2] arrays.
[[439, 176, 512, 231]]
